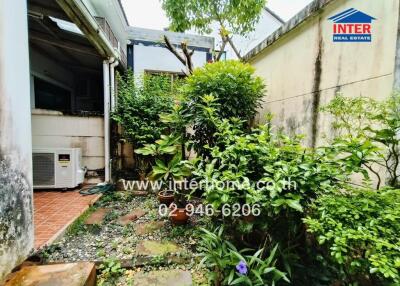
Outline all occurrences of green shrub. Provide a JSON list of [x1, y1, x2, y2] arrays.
[[113, 71, 175, 148], [192, 100, 366, 282], [304, 188, 400, 284], [322, 93, 400, 189], [198, 227, 288, 286], [112, 71, 177, 176], [193, 108, 358, 242], [181, 60, 265, 156]]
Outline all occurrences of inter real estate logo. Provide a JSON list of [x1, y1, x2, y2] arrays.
[[328, 8, 376, 42]]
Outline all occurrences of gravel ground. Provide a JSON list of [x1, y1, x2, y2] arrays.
[[37, 191, 210, 285]]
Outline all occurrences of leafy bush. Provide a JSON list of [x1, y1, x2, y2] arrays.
[[191, 98, 368, 282], [113, 71, 177, 176], [304, 188, 400, 284], [198, 227, 288, 286], [113, 71, 176, 148], [322, 93, 400, 189], [181, 60, 265, 156], [193, 104, 359, 244]]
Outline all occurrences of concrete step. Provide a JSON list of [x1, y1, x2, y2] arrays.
[[3, 262, 96, 286], [133, 269, 192, 286], [135, 240, 184, 257]]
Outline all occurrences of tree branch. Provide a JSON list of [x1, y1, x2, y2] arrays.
[[226, 35, 243, 61], [163, 35, 186, 65], [363, 163, 381, 190], [181, 42, 194, 73], [215, 34, 228, 62], [164, 35, 194, 75]]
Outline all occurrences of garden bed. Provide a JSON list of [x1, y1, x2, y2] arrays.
[[36, 191, 209, 285]]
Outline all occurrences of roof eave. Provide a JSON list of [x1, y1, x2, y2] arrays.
[[56, 0, 121, 60], [264, 7, 285, 24]]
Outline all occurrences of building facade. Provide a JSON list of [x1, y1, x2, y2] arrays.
[[127, 26, 214, 76]]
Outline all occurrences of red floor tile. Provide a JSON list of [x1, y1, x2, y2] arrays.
[[33, 189, 100, 249]]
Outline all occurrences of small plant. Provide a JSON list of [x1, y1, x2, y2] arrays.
[[38, 244, 61, 260], [98, 257, 124, 285], [169, 225, 189, 238], [136, 134, 191, 185], [66, 206, 95, 236], [122, 247, 132, 255], [150, 254, 166, 266], [198, 227, 288, 286], [104, 210, 119, 223], [96, 248, 106, 258]]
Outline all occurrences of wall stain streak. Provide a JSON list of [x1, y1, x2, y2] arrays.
[[0, 156, 33, 279], [310, 18, 323, 148]]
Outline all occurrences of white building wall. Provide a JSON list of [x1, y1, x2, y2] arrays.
[[29, 49, 104, 171], [133, 44, 209, 74], [31, 112, 104, 171], [0, 0, 34, 280], [128, 27, 214, 75]]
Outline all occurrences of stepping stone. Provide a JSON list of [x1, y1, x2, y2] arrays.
[[3, 262, 96, 286], [131, 190, 149, 197], [133, 270, 192, 286], [135, 240, 183, 257], [84, 208, 111, 225], [135, 221, 165, 235], [116, 208, 147, 225]]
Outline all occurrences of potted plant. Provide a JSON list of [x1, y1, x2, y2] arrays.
[[151, 153, 190, 206], [169, 183, 190, 225]]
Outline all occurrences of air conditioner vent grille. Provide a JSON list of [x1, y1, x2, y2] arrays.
[[33, 153, 55, 186]]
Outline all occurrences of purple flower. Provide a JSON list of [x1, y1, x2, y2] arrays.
[[236, 261, 248, 275]]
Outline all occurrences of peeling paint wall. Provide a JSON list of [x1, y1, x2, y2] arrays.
[[0, 0, 34, 280], [249, 0, 399, 147]]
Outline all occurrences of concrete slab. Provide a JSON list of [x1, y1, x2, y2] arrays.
[[133, 270, 192, 286], [3, 262, 96, 286], [135, 221, 165, 235], [135, 241, 183, 257]]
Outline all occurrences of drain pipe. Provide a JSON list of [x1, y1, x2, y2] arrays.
[[103, 58, 111, 182], [110, 60, 119, 112], [109, 59, 119, 182]]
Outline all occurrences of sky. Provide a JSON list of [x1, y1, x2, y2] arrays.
[[121, 0, 314, 30]]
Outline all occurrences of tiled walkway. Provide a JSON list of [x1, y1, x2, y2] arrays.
[[33, 190, 101, 249]]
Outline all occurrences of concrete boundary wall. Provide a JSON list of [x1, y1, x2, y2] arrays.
[[247, 0, 400, 147]]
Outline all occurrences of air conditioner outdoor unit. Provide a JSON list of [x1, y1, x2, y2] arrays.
[[32, 148, 86, 189]]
